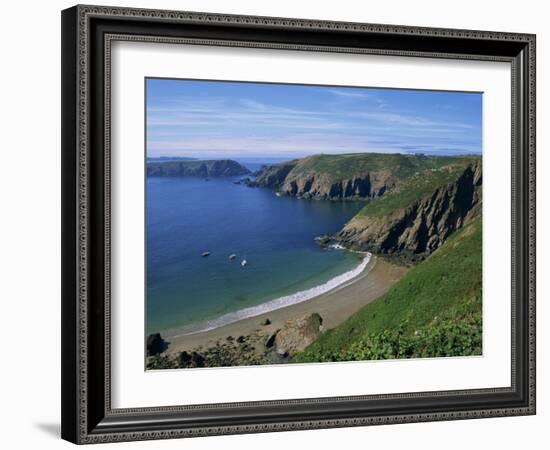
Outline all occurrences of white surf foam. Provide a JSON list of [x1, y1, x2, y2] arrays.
[[170, 252, 372, 337]]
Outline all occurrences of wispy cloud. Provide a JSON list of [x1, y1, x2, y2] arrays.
[[354, 112, 476, 130], [146, 80, 482, 158], [327, 89, 370, 99], [147, 98, 347, 131]]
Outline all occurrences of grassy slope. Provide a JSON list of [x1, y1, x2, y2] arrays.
[[292, 216, 482, 362], [356, 155, 480, 217], [289, 153, 465, 183]]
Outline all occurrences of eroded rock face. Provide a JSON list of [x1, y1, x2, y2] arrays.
[[251, 162, 399, 200], [274, 313, 324, 356], [337, 162, 482, 262], [251, 161, 297, 189]]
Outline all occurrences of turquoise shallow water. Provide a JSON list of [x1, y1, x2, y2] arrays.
[[146, 163, 365, 335]]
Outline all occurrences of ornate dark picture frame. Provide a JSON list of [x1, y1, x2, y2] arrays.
[[61, 4, 536, 444]]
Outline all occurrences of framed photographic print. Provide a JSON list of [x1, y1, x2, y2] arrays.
[[61, 5, 536, 444]]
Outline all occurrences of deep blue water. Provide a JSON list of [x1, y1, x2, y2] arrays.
[[146, 163, 365, 334]]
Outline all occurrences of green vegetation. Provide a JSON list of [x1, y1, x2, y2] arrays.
[[358, 162, 472, 217], [292, 216, 482, 363], [290, 153, 466, 182]]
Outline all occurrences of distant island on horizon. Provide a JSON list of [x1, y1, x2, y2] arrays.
[[147, 150, 481, 163], [146, 158, 251, 177]]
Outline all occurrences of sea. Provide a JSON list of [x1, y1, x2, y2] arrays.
[[146, 161, 366, 336]]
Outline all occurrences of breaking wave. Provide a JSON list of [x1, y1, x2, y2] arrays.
[[170, 252, 372, 337]]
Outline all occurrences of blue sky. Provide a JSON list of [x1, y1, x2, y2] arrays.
[[146, 78, 482, 160]]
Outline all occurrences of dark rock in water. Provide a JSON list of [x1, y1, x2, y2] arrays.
[[262, 318, 272, 326], [235, 177, 253, 185], [146, 333, 167, 356], [236, 335, 246, 344], [315, 235, 332, 248], [274, 313, 323, 356]]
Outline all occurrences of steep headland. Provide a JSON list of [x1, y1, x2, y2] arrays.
[[337, 159, 481, 262], [249, 153, 468, 200], [147, 159, 251, 177], [251, 152, 481, 262]]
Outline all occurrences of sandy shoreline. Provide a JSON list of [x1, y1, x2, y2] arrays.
[[163, 256, 408, 355]]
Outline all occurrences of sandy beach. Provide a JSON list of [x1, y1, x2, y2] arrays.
[[162, 256, 407, 356]]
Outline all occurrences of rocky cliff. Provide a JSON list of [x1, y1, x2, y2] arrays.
[[249, 153, 459, 200], [250, 153, 482, 262], [251, 162, 399, 200], [337, 161, 482, 262], [147, 159, 250, 177]]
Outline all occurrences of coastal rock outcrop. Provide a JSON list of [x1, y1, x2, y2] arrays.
[[250, 158, 399, 200], [337, 161, 482, 262], [265, 331, 278, 348], [146, 333, 167, 356], [249, 153, 482, 262], [274, 313, 324, 356], [147, 159, 251, 177]]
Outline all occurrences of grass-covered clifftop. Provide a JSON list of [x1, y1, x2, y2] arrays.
[[147, 159, 250, 177], [292, 216, 482, 363], [356, 157, 480, 218], [289, 153, 461, 182], [250, 153, 475, 201], [337, 157, 482, 261], [251, 152, 482, 262]]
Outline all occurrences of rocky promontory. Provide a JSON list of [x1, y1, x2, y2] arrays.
[[249, 155, 403, 200], [250, 152, 482, 262], [147, 159, 251, 177], [337, 161, 482, 262], [248, 153, 474, 201]]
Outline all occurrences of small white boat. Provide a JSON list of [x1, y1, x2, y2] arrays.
[[275, 192, 282, 197], [201, 251, 211, 257], [229, 254, 236, 260], [241, 259, 248, 267]]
